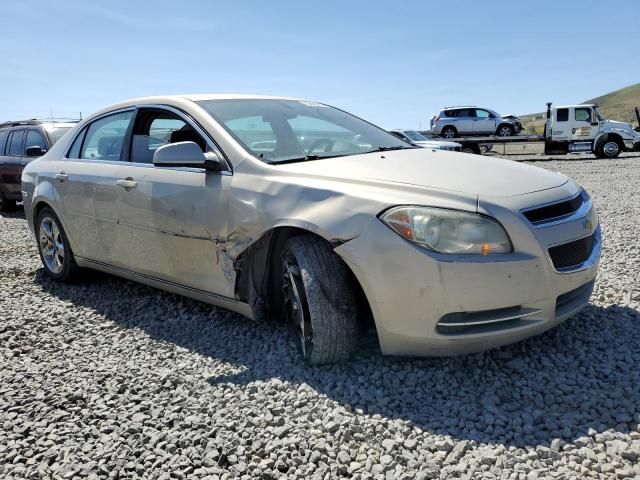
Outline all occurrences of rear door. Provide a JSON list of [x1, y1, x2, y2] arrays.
[[454, 109, 476, 135], [53, 110, 135, 264], [115, 106, 233, 296], [1, 129, 25, 199]]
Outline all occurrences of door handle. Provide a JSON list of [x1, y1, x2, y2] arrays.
[[55, 172, 68, 182], [116, 178, 137, 190]]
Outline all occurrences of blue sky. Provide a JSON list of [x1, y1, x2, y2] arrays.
[[1, 1, 638, 128]]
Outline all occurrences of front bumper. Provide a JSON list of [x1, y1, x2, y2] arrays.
[[335, 193, 600, 356]]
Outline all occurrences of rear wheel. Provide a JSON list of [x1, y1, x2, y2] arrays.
[[496, 124, 514, 137], [35, 207, 80, 282], [441, 126, 458, 139], [0, 191, 17, 213], [596, 139, 622, 158], [281, 235, 358, 364]]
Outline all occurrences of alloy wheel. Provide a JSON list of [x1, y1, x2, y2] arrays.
[[39, 216, 65, 274], [498, 126, 513, 137], [442, 129, 456, 139], [282, 260, 313, 356]]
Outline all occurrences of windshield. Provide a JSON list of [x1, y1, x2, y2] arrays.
[[403, 130, 428, 141], [196, 99, 413, 163], [593, 106, 604, 122]]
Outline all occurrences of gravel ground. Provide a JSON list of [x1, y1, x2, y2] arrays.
[[2, 154, 640, 480]]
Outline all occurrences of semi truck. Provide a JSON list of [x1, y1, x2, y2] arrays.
[[426, 104, 640, 158]]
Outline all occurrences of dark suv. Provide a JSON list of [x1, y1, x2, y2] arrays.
[[0, 119, 77, 211]]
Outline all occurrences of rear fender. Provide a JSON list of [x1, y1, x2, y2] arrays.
[[30, 181, 79, 253]]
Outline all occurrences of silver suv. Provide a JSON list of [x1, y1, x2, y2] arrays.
[[431, 107, 522, 139]]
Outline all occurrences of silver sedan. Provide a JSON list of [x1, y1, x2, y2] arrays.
[[22, 95, 600, 364]]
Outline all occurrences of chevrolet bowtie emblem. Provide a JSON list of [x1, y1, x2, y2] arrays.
[[583, 219, 594, 232]]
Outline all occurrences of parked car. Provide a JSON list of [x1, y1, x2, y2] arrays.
[[430, 107, 523, 139], [22, 95, 600, 364], [387, 129, 462, 151], [0, 119, 77, 211]]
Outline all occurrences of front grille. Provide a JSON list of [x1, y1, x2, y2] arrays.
[[548, 233, 596, 270], [523, 191, 586, 225]]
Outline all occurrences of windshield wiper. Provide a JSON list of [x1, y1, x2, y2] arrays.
[[267, 153, 346, 165], [368, 145, 416, 152]]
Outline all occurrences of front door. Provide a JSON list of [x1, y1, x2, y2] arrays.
[[473, 109, 496, 134], [570, 107, 595, 142], [115, 107, 233, 297]]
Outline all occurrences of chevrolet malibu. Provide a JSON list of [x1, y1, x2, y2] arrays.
[[21, 95, 601, 364]]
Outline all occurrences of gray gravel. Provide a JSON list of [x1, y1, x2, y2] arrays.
[[2, 154, 640, 480]]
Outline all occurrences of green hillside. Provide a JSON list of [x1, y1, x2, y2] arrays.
[[521, 83, 640, 135]]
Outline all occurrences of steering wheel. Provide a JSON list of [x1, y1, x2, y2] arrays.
[[306, 138, 335, 154]]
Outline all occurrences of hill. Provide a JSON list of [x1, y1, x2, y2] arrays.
[[520, 83, 640, 135]]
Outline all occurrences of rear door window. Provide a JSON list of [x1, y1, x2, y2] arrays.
[[80, 111, 134, 161], [556, 109, 569, 122], [7, 130, 25, 156], [456, 109, 476, 118]]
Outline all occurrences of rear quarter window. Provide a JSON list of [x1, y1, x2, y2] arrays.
[[0, 130, 7, 154]]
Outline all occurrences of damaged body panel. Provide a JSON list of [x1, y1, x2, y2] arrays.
[[22, 94, 601, 363]]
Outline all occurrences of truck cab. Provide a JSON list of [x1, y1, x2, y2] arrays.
[[545, 103, 640, 158]]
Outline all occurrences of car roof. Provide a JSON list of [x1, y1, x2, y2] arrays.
[[555, 104, 597, 109], [443, 106, 478, 110], [0, 119, 80, 129], [83, 94, 316, 122]]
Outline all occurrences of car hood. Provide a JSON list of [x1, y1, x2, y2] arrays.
[[414, 140, 461, 148], [276, 149, 568, 197], [603, 119, 635, 133]]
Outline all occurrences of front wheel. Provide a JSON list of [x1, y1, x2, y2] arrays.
[[496, 124, 514, 137], [281, 235, 358, 364], [35, 207, 80, 282], [596, 139, 622, 158]]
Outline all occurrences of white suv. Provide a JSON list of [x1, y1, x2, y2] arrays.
[[431, 107, 522, 138]]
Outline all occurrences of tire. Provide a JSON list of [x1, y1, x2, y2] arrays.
[[595, 139, 622, 159], [281, 234, 358, 364], [35, 207, 81, 282], [441, 126, 458, 139], [0, 190, 17, 213], [496, 124, 514, 137]]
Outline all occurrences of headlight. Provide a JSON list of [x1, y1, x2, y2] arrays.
[[380, 206, 512, 255]]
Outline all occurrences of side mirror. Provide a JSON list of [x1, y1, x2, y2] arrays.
[[153, 141, 222, 171], [25, 146, 46, 157]]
